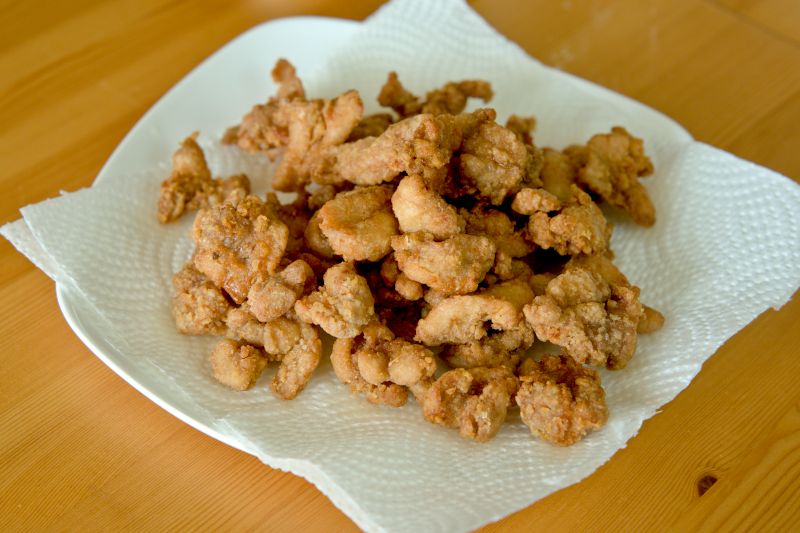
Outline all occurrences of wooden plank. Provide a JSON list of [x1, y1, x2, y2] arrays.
[[712, 0, 800, 45]]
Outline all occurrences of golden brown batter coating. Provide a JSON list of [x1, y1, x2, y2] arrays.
[[270, 317, 321, 400], [522, 186, 609, 256], [378, 72, 422, 117], [171, 262, 232, 336], [331, 323, 411, 407], [441, 324, 534, 369], [441, 279, 535, 368], [516, 354, 608, 446], [394, 273, 424, 301], [461, 205, 534, 265], [638, 305, 665, 334], [312, 113, 460, 186], [220, 308, 321, 399], [566, 254, 665, 335], [459, 121, 529, 205], [192, 195, 289, 304], [318, 186, 399, 262], [210, 338, 269, 391], [415, 294, 520, 346], [303, 210, 336, 259], [511, 187, 561, 214], [391, 231, 496, 295], [391, 174, 465, 239], [422, 367, 518, 442], [378, 71, 493, 118], [422, 79, 494, 116], [295, 262, 375, 338], [157, 134, 251, 223], [237, 59, 305, 156], [348, 113, 395, 141], [271, 90, 364, 191], [523, 268, 643, 369], [263, 192, 309, 255], [538, 147, 580, 203], [576, 126, 655, 226], [224, 304, 267, 346], [505, 115, 536, 145], [246, 259, 315, 323]]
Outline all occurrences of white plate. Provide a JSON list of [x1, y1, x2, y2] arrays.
[[43, 7, 800, 533], [56, 16, 361, 454]]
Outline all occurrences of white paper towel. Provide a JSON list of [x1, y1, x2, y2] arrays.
[[3, 1, 800, 531]]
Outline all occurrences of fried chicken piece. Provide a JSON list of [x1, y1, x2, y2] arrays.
[[192, 195, 289, 304], [377, 72, 493, 118], [330, 322, 427, 407], [270, 317, 321, 400], [493, 257, 535, 283], [171, 262, 232, 336], [539, 148, 580, 203], [422, 79, 494, 116], [518, 186, 609, 256], [415, 294, 520, 346], [225, 304, 303, 352], [459, 120, 529, 204], [523, 268, 643, 369], [237, 59, 305, 155], [307, 184, 339, 211], [529, 272, 556, 296], [260, 314, 301, 354], [263, 192, 310, 254], [391, 174, 465, 239], [442, 325, 534, 369], [317, 185, 399, 262], [566, 254, 665, 335], [222, 308, 321, 399], [295, 261, 375, 338], [354, 331, 437, 390], [638, 305, 665, 333], [246, 259, 315, 323], [360, 256, 423, 334], [422, 367, 518, 442], [348, 113, 394, 141], [210, 339, 269, 391], [157, 133, 251, 223], [523, 145, 545, 188], [221, 125, 239, 145], [505, 115, 536, 145], [312, 113, 460, 186], [379, 253, 400, 285], [385, 339, 437, 387], [511, 187, 561, 214], [391, 232, 496, 295], [516, 354, 608, 445], [378, 72, 422, 117], [481, 277, 536, 311], [461, 205, 534, 262], [224, 304, 267, 346], [395, 273, 424, 301], [441, 279, 536, 368], [271, 90, 364, 191], [304, 210, 336, 259], [575, 126, 655, 226]]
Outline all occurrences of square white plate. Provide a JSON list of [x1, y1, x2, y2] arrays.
[[40, 6, 798, 532]]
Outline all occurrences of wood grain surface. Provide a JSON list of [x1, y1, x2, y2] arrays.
[[2, 1, 799, 531]]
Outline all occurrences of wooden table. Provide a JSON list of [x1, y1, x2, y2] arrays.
[[2, 1, 799, 530]]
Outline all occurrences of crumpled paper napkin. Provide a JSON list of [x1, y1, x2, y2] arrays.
[[3, 0, 800, 531]]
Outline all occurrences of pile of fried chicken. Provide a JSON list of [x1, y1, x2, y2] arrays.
[[157, 59, 664, 446]]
